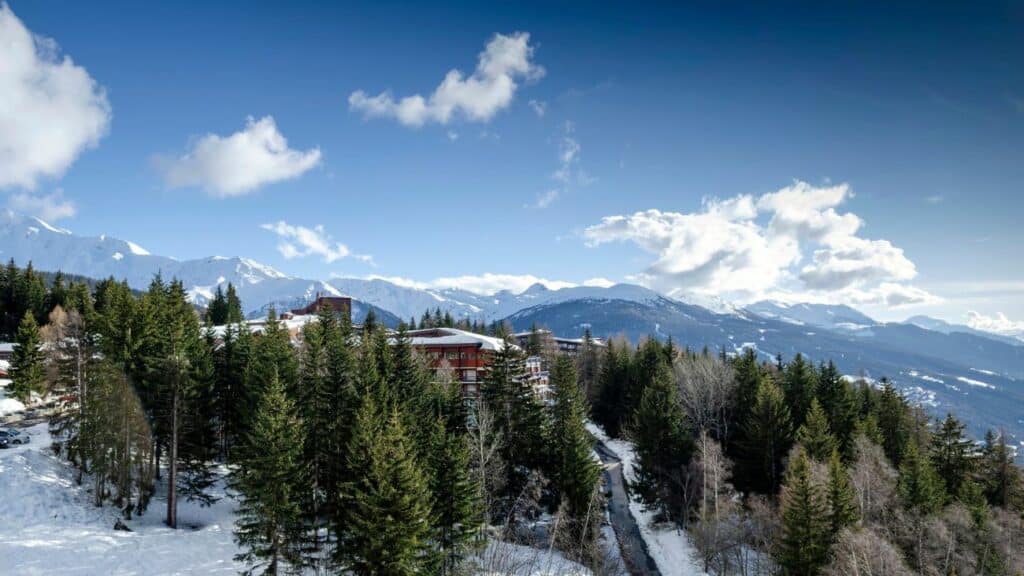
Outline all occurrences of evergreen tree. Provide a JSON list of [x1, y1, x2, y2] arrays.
[[549, 356, 602, 556], [929, 413, 975, 499], [777, 448, 831, 576], [593, 339, 627, 438], [10, 312, 45, 401], [796, 398, 836, 462], [876, 379, 909, 467], [225, 283, 244, 324], [632, 361, 692, 521], [340, 399, 434, 575], [739, 376, 793, 494], [205, 285, 229, 325], [782, 353, 817, 429], [979, 429, 1021, 509], [898, 439, 945, 515], [427, 417, 482, 575], [233, 370, 306, 576], [815, 361, 857, 460], [825, 449, 858, 538]]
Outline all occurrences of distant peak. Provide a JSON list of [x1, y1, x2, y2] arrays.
[[32, 217, 72, 235], [125, 240, 150, 256]]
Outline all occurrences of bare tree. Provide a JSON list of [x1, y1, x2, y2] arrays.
[[673, 354, 736, 442], [824, 527, 913, 576], [690, 430, 742, 574], [468, 399, 506, 527], [848, 435, 897, 525]]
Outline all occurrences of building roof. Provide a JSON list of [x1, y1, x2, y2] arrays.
[[405, 328, 515, 352]]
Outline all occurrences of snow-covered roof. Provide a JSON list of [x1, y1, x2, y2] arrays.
[[406, 328, 514, 352]]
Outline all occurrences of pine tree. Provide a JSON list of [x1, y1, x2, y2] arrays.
[[427, 417, 482, 575], [549, 355, 602, 556], [815, 361, 857, 460], [10, 312, 45, 401], [876, 379, 909, 467], [898, 439, 945, 515], [206, 285, 229, 325], [740, 376, 793, 494], [593, 339, 627, 438], [979, 429, 1020, 509], [777, 448, 831, 576], [296, 317, 331, 558], [225, 283, 244, 324], [782, 353, 817, 429], [825, 449, 858, 538], [233, 370, 306, 576], [796, 398, 836, 462], [929, 413, 975, 499], [340, 399, 434, 575], [632, 361, 692, 521]]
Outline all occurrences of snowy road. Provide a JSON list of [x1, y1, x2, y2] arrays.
[[594, 440, 662, 576]]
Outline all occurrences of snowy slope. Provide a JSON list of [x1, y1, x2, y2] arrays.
[[0, 424, 242, 575], [906, 315, 1024, 347], [0, 423, 592, 576], [746, 300, 877, 332]]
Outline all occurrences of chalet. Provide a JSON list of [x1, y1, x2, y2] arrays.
[[404, 327, 516, 397]]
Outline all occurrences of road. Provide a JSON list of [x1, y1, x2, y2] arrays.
[[594, 440, 662, 576]]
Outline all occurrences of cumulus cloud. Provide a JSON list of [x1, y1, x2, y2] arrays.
[[965, 310, 1024, 335], [7, 189, 76, 221], [582, 180, 937, 307], [158, 116, 320, 197], [0, 3, 111, 189], [260, 221, 372, 264], [349, 32, 543, 127]]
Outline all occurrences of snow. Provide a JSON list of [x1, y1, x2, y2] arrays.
[[970, 367, 998, 377], [473, 540, 591, 575], [956, 376, 996, 390], [125, 240, 150, 256], [0, 424, 242, 575], [111, 251, 124, 261], [586, 423, 707, 576], [32, 217, 72, 235], [0, 378, 26, 416], [907, 370, 944, 384]]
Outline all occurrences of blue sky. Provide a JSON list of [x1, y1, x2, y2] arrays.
[[2, 1, 1022, 327]]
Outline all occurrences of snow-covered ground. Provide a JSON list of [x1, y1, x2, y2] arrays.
[[0, 422, 590, 575], [0, 424, 241, 575], [587, 422, 707, 576], [0, 377, 26, 417]]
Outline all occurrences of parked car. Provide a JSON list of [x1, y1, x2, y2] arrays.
[[0, 435, 8, 449], [0, 428, 30, 445]]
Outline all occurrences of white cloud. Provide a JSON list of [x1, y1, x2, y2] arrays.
[[0, 3, 111, 189], [363, 273, 597, 295], [7, 189, 76, 221], [349, 32, 543, 127], [965, 310, 1024, 335], [533, 189, 559, 209], [533, 122, 593, 209], [528, 99, 547, 117], [446, 130, 459, 141], [260, 221, 371, 264], [582, 180, 938, 307], [925, 195, 944, 204], [158, 116, 320, 197]]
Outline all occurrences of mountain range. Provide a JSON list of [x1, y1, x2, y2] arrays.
[[1, 211, 1021, 456]]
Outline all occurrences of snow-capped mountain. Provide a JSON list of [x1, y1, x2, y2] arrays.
[[0, 212, 673, 321], [906, 315, 1024, 347], [0, 212, 341, 315], [746, 300, 878, 333]]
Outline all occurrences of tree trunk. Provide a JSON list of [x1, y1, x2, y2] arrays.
[[166, 385, 178, 529]]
